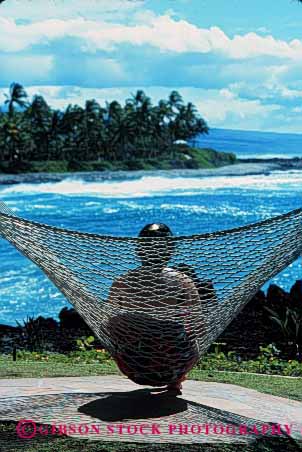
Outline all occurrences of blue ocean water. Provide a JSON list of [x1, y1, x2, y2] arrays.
[[193, 128, 302, 158], [0, 168, 302, 326]]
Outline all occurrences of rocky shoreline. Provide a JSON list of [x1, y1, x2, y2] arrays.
[[0, 157, 301, 186], [238, 156, 302, 170]]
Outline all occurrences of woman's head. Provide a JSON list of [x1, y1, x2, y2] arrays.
[[139, 223, 173, 238], [137, 223, 174, 267]]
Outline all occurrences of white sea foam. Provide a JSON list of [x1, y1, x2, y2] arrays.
[[32, 204, 56, 209], [0, 171, 302, 199], [159, 203, 256, 217], [103, 207, 119, 214], [85, 201, 101, 206]]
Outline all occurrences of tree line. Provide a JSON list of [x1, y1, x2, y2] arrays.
[[0, 83, 209, 165]]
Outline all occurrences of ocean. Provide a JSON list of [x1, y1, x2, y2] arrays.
[[0, 128, 302, 326], [193, 128, 302, 159]]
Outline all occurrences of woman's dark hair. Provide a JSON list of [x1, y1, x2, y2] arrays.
[[137, 223, 174, 267], [138, 223, 173, 238]]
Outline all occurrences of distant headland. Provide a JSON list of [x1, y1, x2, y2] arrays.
[[0, 83, 236, 174]]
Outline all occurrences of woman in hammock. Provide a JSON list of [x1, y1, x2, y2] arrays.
[[108, 223, 204, 394]]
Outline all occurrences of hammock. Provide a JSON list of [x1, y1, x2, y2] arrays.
[[0, 201, 301, 386]]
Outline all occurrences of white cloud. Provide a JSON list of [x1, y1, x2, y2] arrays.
[[0, 9, 301, 133], [1, 14, 302, 61], [195, 89, 280, 124], [227, 33, 302, 60], [0, 0, 144, 21], [0, 84, 282, 129]]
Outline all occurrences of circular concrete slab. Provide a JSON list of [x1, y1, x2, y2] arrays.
[[0, 375, 301, 445]]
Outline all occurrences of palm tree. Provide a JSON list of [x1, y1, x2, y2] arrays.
[[126, 91, 154, 157], [127, 90, 147, 110], [59, 104, 86, 161], [168, 90, 184, 115], [84, 100, 107, 160], [106, 100, 136, 160], [149, 100, 171, 156], [25, 95, 52, 160], [0, 112, 4, 161], [0, 84, 210, 168], [48, 110, 63, 160], [4, 83, 29, 118], [176, 102, 209, 140], [0, 115, 32, 162]]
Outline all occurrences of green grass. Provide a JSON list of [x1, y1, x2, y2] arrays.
[[185, 147, 236, 169], [1, 356, 301, 401], [0, 359, 119, 378], [190, 369, 302, 401], [0, 147, 236, 174], [28, 151, 235, 173]]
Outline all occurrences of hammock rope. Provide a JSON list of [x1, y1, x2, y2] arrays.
[[0, 201, 301, 385]]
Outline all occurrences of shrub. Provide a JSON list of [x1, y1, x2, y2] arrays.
[[67, 160, 94, 172], [197, 342, 302, 376], [75, 335, 95, 351], [31, 160, 69, 173], [16, 315, 57, 352], [59, 307, 90, 331]]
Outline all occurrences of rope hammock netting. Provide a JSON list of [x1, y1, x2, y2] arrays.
[[0, 201, 301, 386]]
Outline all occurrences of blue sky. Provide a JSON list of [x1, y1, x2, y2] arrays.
[[1, 0, 302, 132]]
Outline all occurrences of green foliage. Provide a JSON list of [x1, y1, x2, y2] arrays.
[[90, 160, 114, 171], [185, 147, 236, 168], [75, 335, 95, 351], [30, 160, 69, 173], [0, 159, 32, 174], [7, 342, 302, 377], [0, 84, 219, 171], [15, 350, 70, 363], [16, 316, 47, 352], [198, 342, 302, 376], [4, 82, 29, 118], [68, 349, 112, 364], [264, 304, 302, 359], [212, 342, 227, 355], [14, 348, 113, 365]]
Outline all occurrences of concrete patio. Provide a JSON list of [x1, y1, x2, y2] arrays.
[[0, 375, 301, 446]]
